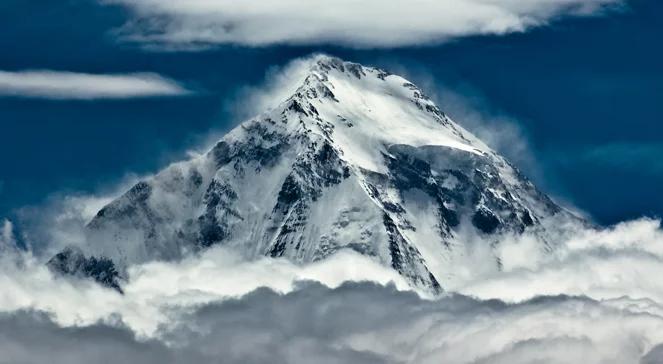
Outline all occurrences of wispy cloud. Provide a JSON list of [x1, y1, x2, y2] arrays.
[[0, 70, 190, 99], [0, 219, 16, 250], [107, 0, 623, 48], [227, 54, 322, 120]]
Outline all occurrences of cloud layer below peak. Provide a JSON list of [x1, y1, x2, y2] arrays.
[[108, 0, 623, 48], [0, 70, 189, 99], [2, 228, 663, 364], [3, 189, 663, 363]]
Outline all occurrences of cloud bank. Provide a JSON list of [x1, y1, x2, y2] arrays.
[[0, 70, 189, 99], [3, 285, 663, 364], [108, 0, 623, 48], [3, 181, 663, 363], [2, 219, 663, 364]]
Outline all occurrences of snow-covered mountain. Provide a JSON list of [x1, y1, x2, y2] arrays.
[[49, 56, 578, 292]]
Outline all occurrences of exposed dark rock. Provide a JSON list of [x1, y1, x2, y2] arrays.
[[472, 208, 501, 234], [345, 62, 366, 79], [275, 175, 304, 212], [268, 142, 352, 257], [88, 181, 154, 230], [439, 205, 460, 228], [47, 247, 123, 292], [317, 57, 345, 72], [376, 69, 391, 80], [126, 181, 152, 201], [521, 210, 534, 226], [288, 100, 308, 116], [316, 84, 338, 101], [383, 202, 406, 213], [189, 170, 203, 190], [211, 141, 232, 167], [198, 180, 240, 247], [383, 213, 442, 292]]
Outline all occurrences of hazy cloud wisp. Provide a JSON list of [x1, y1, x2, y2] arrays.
[[0, 70, 189, 99]]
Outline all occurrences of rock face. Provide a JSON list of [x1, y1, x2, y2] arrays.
[[50, 56, 578, 292], [47, 247, 122, 292]]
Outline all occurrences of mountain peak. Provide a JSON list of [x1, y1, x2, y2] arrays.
[[50, 56, 578, 293], [247, 55, 491, 175]]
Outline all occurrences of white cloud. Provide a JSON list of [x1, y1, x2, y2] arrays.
[[0, 245, 413, 336], [0, 70, 190, 99], [1, 276, 663, 363], [1, 217, 663, 363], [227, 54, 320, 120], [107, 0, 623, 48], [0, 219, 17, 253], [458, 218, 663, 303]]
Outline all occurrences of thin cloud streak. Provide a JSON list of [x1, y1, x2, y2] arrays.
[[108, 0, 624, 48], [0, 70, 190, 99]]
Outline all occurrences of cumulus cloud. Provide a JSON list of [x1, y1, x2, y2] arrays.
[[0, 241, 413, 336], [2, 282, 663, 363], [106, 0, 623, 48], [459, 218, 663, 303], [2, 216, 663, 363], [0, 311, 172, 364], [0, 70, 190, 99]]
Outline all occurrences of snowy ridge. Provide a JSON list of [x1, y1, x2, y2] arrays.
[[50, 56, 578, 293]]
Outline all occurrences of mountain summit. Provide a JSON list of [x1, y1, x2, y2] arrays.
[[50, 56, 577, 292]]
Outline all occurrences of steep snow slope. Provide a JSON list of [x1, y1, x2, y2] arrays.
[[50, 56, 577, 292]]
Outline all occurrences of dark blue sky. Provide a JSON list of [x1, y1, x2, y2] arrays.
[[1, 0, 661, 225]]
